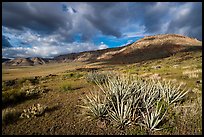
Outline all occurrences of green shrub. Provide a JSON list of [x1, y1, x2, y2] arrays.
[[63, 72, 83, 79], [2, 89, 26, 107], [17, 78, 28, 85], [2, 108, 21, 125], [2, 86, 42, 107], [61, 84, 73, 92], [85, 71, 112, 84], [17, 77, 40, 87]]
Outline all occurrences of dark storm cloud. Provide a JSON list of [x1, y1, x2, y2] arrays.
[[2, 2, 72, 35], [2, 2, 131, 42], [2, 2, 202, 59], [85, 14, 122, 38], [167, 2, 202, 40], [140, 3, 171, 33], [83, 2, 123, 37], [2, 2, 202, 43], [130, 2, 201, 39]]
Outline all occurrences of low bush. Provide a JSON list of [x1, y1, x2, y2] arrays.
[[63, 72, 83, 79], [2, 86, 43, 108], [18, 77, 40, 85], [2, 108, 21, 125], [2, 89, 26, 107], [60, 83, 80, 92], [85, 71, 112, 84]]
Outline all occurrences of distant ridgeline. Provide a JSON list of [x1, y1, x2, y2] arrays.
[[2, 34, 202, 66]]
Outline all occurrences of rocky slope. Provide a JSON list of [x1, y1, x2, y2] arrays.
[[105, 34, 202, 64], [53, 46, 125, 63], [54, 34, 202, 64]]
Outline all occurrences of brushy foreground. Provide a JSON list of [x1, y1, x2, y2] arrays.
[[81, 72, 190, 134]]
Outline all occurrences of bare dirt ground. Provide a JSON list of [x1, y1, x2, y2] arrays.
[[2, 62, 124, 135], [2, 82, 122, 135]]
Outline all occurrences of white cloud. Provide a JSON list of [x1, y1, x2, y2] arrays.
[[98, 42, 109, 50], [2, 41, 100, 58], [2, 28, 100, 58]]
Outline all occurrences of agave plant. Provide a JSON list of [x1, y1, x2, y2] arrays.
[[139, 99, 167, 132], [140, 79, 161, 109], [81, 72, 190, 131], [158, 80, 189, 105], [80, 90, 108, 119], [95, 74, 142, 128], [108, 97, 133, 129]]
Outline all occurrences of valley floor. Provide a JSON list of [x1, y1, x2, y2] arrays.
[[2, 50, 202, 135]]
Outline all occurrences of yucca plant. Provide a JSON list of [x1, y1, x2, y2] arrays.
[[80, 89, 108, 120], [140, 79, 161, 109], [139, 99, 167, 133], [108, 98, 132, 129], [81, 72, 190, 131], [95, 74, 142, 128], [158, 80, 190, 105]]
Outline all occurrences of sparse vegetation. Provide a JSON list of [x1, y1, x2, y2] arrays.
[[81, 73, 191, 132], [85, 71, 112, 84], [182, 69, 202, 78], [2, 84, 47, 108], [63, 72, 83, 79], [60, 84, 73, 92], [17, 77, 40, 85], [60, 80, 83, 92], [2, 89, 27, 107], [2, 108, 21, 125]]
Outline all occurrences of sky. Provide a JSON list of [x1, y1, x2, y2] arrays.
[[2, 2, 202, 58]]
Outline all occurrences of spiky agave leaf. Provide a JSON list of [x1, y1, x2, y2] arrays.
[[139, 99, 167, 132], [140, 79, 161, 109], [95, 74, 140, 128], [158, 80, 190, 105], [108, 97, 132, 129], [80, 89, 108, 119]]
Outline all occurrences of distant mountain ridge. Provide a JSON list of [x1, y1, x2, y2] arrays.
[[2, 34, 202, 66], [2, 57, 49, 66]]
